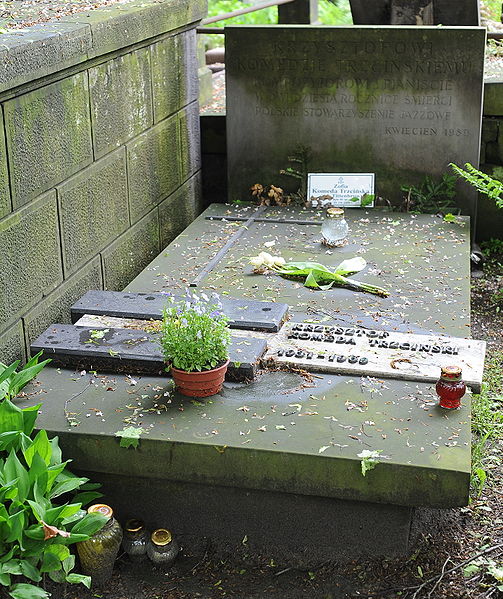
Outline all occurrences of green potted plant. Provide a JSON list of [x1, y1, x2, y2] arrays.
[[160, 291, 231, 397]]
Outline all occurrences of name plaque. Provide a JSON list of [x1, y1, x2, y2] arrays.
[[265, 323, 486, 391], [307, 173, 375, 207]]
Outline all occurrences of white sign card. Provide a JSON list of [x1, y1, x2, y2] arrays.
[[307, 173, 375, 208]]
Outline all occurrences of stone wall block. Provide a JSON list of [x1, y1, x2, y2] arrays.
[[481, 118, 499, 143], [89, 48, 153, 158], [484, 81, 503, 116], [102, 209, 160, 290], [0, 191, 62, 333], [179, 101, 201, 183], [127, 116, 180, 223], [58, 149, 129, 276], [0, 113, 11, 219], [151, 35, 181, 123], [159, 172, 201, 248], [4, 73, 93, 208], [0, 22, 91, 95], [0, 321, 26, 366], [498, 124, 503, 164], [180, 29, 199, 107], [23, 256, 103, 350], [63, 0, 207, 59]]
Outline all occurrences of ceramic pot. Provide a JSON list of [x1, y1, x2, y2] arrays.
[[146, 529, 179, 568], [76, 504, 123, 587], [170, 360, 229, 397]]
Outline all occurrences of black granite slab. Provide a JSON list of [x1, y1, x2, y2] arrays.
[[31, 324, 266, 382], [71, 290, 288, 333]]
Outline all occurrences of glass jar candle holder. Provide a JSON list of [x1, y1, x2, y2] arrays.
[[146, 529, 179, 569], [122, 519, 148, 561], [321, 207, 349, 247]]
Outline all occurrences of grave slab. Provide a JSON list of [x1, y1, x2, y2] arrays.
[[17, 204, 474, 557], [226, 26, 485, 219], [71, 290, 289, 332], [31, 324, 266, 382], [349, 0, 480, 25]]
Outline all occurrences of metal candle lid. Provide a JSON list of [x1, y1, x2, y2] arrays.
[[151, 528, 172, 546], [125, 519, 144, 533], [326, 207, 345, 218], [440, 365, 462, 381], [88, 504, 113, 519]]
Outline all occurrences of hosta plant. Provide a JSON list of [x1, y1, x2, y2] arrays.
[[0, 397, 106, 599]]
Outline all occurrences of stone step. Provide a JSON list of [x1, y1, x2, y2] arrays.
[[31, 324, 267, 382], [71, 289, 288, 333]]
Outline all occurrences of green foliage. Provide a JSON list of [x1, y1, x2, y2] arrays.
[[115, 426, 146, 449], [357, 450, 382, 476], [401, 173, 457, 214], [0, 352, 51, 403], [463, 555, 503, 592], [470, 351, 503, 497], [450, 163, 503, 208], [350, 194, 375, 208], [0, 395, 107, 598], [202, 0, 352, 47], [160, 291, 231, 372]]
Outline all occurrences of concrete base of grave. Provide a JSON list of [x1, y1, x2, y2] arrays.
[[75, 470, 413, 561]]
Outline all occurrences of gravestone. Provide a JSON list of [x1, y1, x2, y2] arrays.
[[349, 0, 480, 26], [226, 26, 485, 218]]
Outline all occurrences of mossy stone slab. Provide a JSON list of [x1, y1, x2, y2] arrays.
[[62, 0, 206, 59], [22, 256, 103, 350], [0, 190, 63, 333], [4, 72, 93, 208], [178, 101, 201, 183], [19, 205, 472, 509], [58, 149, 129, 276], [89, 48, 153, 159], [0, 22, 91, 94], [0, 113, 10, 219], [0, 321, 26, 365], [127, 116, 181, 223], [158, 172, 201, 248], [101, 209, 160, 291], [483, 81, 503, 116]]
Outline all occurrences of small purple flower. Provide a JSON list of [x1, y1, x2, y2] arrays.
[[201, 293, 209, 302], [180, 318, 188, 327], [196, 330, 202, 339], [210, 310, 223, 318]]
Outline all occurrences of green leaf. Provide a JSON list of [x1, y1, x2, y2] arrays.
[[49, 476, 89, 500], [19, 559, 42, 582], [9, 583, 50, 598], [0, 572, 11, 586], [0, 400, 24, 435], [70, 512, 108, 537], [21, 405, 41, 437], [65, 572, 92, 587], [115, 426, 146, 449], [4, 452, 29, 503], [71, 491, 102, 507], [23, 430, 52, 467], [8, 359, 50, 397], [40, 549, 62, 573]]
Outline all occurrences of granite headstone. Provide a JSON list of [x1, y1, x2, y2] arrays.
[[226, 26, 486, 217], [349, 0, 480, 26]]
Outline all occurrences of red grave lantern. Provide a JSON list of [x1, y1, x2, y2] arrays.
[[436, 365, 466, 409]]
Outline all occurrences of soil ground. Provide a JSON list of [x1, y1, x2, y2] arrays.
[[38, 249, 503, 599]]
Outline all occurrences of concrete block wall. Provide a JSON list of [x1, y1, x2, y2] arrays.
[[479, 80, 503, 241], [0, 0, 207, 364]]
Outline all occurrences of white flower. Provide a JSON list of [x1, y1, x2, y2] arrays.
[[264, 240, 276, 247], [249, 252, 285, 270]]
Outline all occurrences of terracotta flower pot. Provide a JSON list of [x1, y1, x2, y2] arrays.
[[170, 360, 229, 397]]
